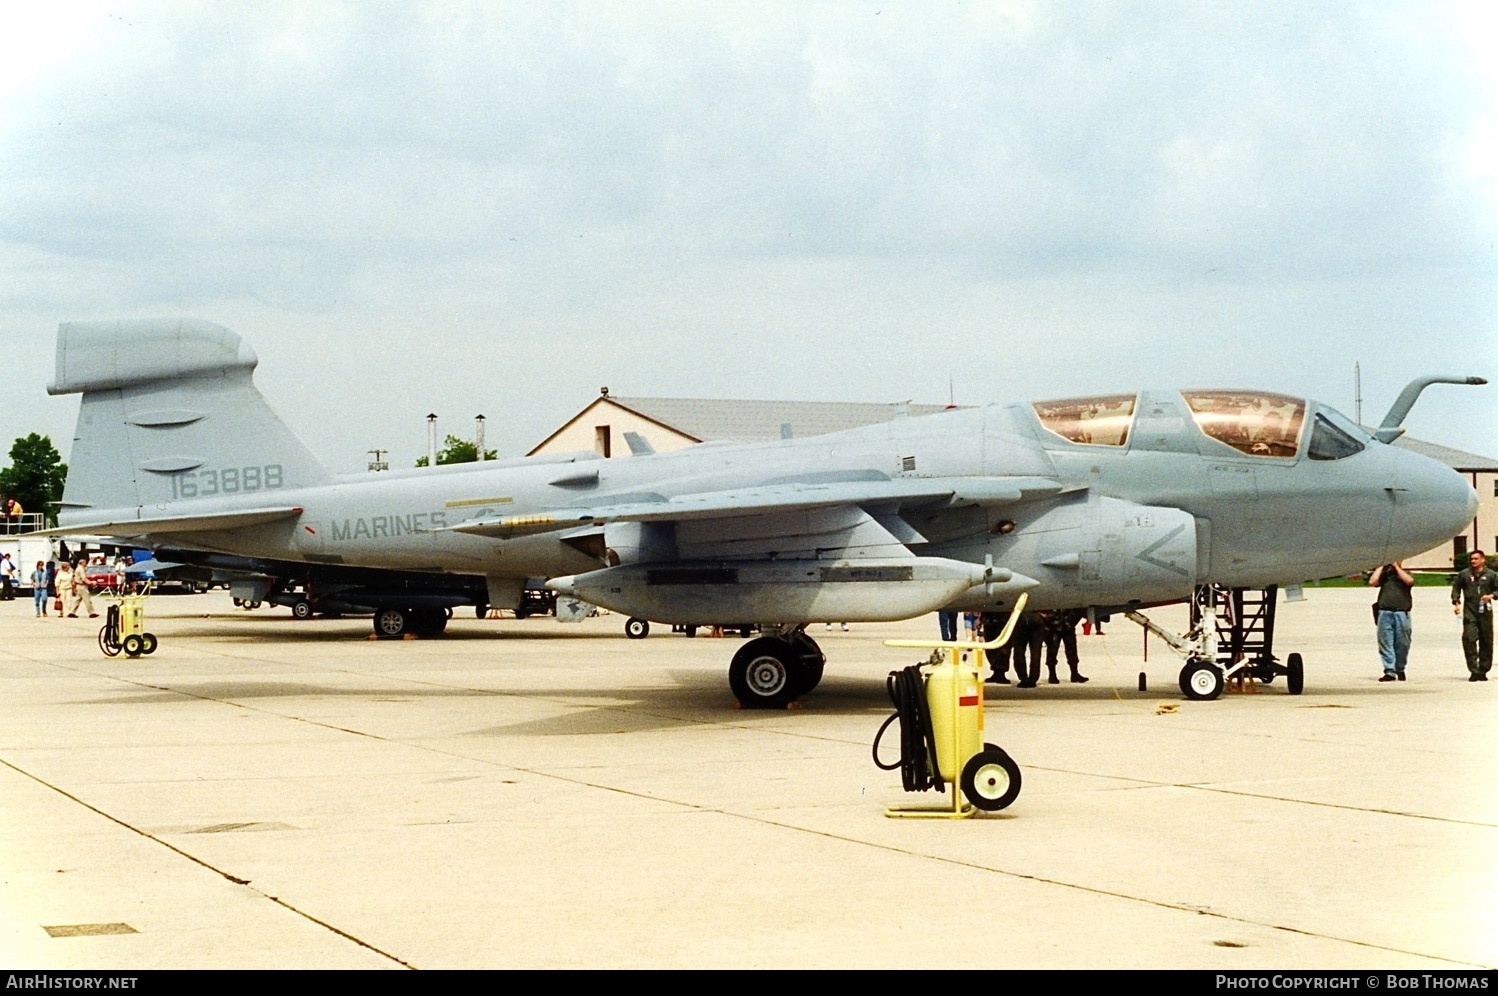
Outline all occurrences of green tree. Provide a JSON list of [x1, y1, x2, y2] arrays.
[[0, 434, 68, 523], [415, 434, 498, 467]]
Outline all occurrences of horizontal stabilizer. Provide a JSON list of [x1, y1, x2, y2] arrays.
[[49, 318, 259, 395], [38, 506, 303, 539], [449, 476, 1064, 538]]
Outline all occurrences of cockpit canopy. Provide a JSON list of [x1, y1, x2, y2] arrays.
[[1031, 394, 1136, 447], [1032, 390, 1369, 461], [1181, 390, 1304, 458]]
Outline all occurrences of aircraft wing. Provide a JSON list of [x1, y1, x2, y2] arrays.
[[36, 506, 304, 539], [448, 476, 1066, 538]]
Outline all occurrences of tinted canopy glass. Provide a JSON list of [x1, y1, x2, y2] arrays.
[[1032, 394, 1136, 446], [1182, 390, 1305, 458]]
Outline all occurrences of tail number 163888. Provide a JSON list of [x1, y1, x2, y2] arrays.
[[170, 465, 285, 499]]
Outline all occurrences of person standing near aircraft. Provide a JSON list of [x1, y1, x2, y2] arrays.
[[1369, 561, 1414, 682], [1012, 611, 1044, 689], [1451, 550, 1498, 682], [56, 562, 75, 616], [30, 561, 48, 616], [982, 610, 1012, 684], [1041, 608, 1088, 684], [67, 559, 98, 618], [0, 552, 15, 600]]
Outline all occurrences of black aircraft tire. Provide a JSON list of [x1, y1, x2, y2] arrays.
[[408, 607, 448, 637], [141, 633, 158, 655], [373, 607, 409, 639], [961, 746, 1022, 812], [1286, 652, 1305, 695], [729, 638, 799, 709], [1181, 660, 1224, 701], [291, 598, 313, 620], [792, 654, 825, 695], [625, 617, 650, 640], [790, 633, 825, 695]]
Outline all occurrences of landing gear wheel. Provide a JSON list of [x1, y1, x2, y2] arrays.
[[1286, 652, 1304, 695], [373, 607, 410, 639], [794, 656, 825, 695], [140, 633, 158, 655], [410, 607, 448, 636], [729, 638, 799, 709], [1180, 659, 1224, 700], [684, 625, 697, 638], [122, 633, 144, 658], [788, 633, 825, 695], [625, 617, 650, 639], [291, 598, 313, 620], [961, 745, 1022, 812]]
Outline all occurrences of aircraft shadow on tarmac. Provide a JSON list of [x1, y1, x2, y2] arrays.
[[168, 617, 636, 642]]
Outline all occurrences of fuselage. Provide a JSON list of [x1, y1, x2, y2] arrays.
[[108, 390, 1477, 617]]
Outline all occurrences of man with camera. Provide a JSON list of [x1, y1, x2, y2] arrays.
[[1370, 561, 1415, 682]]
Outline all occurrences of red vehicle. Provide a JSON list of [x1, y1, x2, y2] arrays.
[[83, 564, 119, 593]]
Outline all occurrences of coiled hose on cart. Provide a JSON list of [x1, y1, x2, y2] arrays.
[[872, 663, 944, 793]]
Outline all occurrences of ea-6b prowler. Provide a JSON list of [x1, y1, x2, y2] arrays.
[[46, 320, 1481, 706]]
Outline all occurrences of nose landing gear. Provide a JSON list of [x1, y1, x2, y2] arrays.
[[1129, 585, 1305, 700]]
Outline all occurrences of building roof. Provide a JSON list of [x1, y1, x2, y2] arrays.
[[601, 396, 954, 442], [1392, 436, 1498, 472]]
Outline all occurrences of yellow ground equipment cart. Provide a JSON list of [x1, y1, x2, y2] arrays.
[[99, 587, 158, 659], [873, 593, 1028, 818]]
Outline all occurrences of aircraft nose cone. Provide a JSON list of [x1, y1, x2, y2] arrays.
[[1387, 452, 1479, 561]]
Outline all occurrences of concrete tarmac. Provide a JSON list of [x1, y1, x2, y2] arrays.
[[1, 586, 1493, 970]]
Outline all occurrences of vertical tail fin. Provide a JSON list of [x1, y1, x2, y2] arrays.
[[48, 319, 332, 525]]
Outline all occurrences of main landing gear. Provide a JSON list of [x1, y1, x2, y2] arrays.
[[1128, 584, 1304, 701], [728, 626, 826, 709], [372, 606, 452, 639]]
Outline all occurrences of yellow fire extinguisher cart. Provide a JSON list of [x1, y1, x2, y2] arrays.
[[99, 585, 159, 659], [879, 592, 1027, 818]]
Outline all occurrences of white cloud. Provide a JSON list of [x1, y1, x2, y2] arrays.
[[1, 0, 1493, 469]]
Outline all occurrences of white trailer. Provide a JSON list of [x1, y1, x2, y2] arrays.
[[1, 514, 59, 591]]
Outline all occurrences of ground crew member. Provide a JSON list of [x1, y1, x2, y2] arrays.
[[1452, 550, 1498, 681]]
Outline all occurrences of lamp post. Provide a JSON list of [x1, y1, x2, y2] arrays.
[[475, 414, 486, 462], [427, 413, 438, 468]]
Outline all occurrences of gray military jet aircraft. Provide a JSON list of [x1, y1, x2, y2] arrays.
[[45, 319, 1480, 706]]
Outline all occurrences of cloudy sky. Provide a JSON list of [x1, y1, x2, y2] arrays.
[[2, 1, 1494, 473]]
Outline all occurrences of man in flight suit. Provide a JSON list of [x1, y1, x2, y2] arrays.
[[1452, 550, 1498, 681]]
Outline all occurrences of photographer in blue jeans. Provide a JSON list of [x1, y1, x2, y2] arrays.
[[1370, 561, 1414, 682]]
